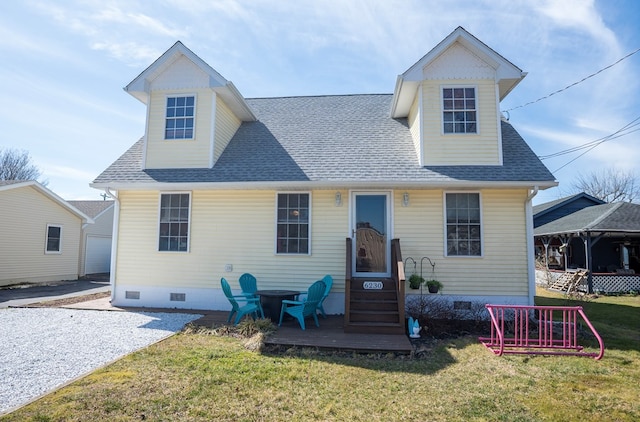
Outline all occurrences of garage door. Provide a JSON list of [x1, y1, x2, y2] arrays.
[[85, 236, 112, 274]]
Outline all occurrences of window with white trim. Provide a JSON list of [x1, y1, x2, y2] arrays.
[[276, 193, 310, 254], [46, 224, 62, 253], [445, 193, 481, 256], [442, 87, 477, 134], [159, 193, 190, 252], [165, 96, 195, 139]]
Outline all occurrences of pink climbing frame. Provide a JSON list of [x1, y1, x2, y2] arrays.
[[479, 304, 604, 360]]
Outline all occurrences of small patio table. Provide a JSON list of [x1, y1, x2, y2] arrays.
[[254, 290, 301, 321]]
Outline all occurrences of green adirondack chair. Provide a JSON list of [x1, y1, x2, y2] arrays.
[[316, 274, 333, 318], [278, 279, 326, 330], [239, 273, 258, 298], [221, 278, 264, 324]]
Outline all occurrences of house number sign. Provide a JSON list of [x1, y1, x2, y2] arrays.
[[363, 281, 383, 290]]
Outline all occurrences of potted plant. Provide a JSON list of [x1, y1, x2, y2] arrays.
[[425, 279, 442, 293], [408, 274, 425, 289]]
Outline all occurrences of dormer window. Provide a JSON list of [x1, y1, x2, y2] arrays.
[[165, 96, 195, 139], [442, 87, 476, 134]]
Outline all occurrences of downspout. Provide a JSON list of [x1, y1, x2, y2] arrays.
[[104, 188, 120, 303], [526, 186, 539, 305]]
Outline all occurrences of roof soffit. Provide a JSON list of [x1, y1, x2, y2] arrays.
[[391, 26, 525, 118], [124, 41, 256, 121]]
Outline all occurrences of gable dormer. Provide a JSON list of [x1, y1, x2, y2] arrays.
[[390, 27, 526, 166], [125, 42, 255, 170]]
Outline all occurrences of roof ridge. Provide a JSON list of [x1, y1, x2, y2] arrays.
[[245, 93, 392, 100], [586, 202, 623, 230]]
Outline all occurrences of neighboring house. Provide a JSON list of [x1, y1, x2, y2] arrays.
[[533, 192, 605, 268], [91, 27, 556, 327], [0, 180, 93, 286], [68, 200, 114, 276], [533, 192, 605, 228], [534, 198, 640, 293]]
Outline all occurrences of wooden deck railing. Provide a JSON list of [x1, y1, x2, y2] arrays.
[[391, 238, 405, 324], [344, 237, 353, 326]]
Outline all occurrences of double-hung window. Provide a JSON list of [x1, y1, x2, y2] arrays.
[[45, 224, 62, 253], [165, 96, 195, 139], [276, 193, 310, 254], [445, 193, 481, 256], [159, 193, 190, 252], [443, 87, 477, 134]]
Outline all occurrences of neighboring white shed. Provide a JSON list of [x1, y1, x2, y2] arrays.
[[67, 200, 114, 276], [0, 181, 93, 286]]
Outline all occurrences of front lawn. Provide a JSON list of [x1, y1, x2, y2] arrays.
[[3, 290, 639, 421]]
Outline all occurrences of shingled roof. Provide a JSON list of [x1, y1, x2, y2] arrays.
[[67, 200, 114, 219], [534, 202, 640, 236], [92, 94, 555, 189]]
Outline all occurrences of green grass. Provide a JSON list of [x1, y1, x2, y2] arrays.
[[2, 291, 639, 421]]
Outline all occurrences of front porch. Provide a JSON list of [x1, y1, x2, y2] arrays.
[[56, 296, 413, 354], [193, 311, 413, 354]]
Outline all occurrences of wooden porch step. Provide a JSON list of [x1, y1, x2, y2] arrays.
[[350, 290, 397, 301], [344, 321, 406, 335], [350, 299, 399, 311], [349, 309, 400, 323]]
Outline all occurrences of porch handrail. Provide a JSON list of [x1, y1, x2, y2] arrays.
[[344, 237, 353, 326], [391, 238, 405, 324], [479, 304, 604, 360]]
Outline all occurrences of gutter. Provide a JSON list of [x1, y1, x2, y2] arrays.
[[526, 186, 539, 306], [104, 188, 120, 303]]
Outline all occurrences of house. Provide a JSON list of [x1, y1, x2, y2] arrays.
[[534, 197, 640, 293], [0, 180, 93, 286], [91, 27, 556, 330], [533, 192, 604, 228], [533, 192, 604, 268], [67, 200, 114, 276]]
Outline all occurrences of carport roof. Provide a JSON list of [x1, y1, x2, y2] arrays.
[[534, 202, 640, 236]]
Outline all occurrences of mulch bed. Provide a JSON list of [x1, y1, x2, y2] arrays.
[[25, 292, 111, 308]]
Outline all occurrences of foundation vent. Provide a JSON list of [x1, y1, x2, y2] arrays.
[[125, 291, 140, 300], [170, 293, 186, 302], [453, 301, 472, 310]]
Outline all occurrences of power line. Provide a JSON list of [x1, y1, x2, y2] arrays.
[[545, 116, 640, 173], [540, 116, 640, 160], [503, 46, 640, 113]]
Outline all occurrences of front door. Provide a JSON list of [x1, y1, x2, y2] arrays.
[[352, 192, 391, 277]]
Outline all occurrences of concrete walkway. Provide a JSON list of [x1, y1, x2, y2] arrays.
[[0, 279, 110, 308]]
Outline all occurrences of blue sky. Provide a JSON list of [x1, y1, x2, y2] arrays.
[[1, 0, 638, 205]]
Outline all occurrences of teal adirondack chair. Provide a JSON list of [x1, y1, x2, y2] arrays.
[[278, 279, 326, 330], [239, 273, 258, 298], [221, 278, 264, 324], [316, 274, 333, 318]]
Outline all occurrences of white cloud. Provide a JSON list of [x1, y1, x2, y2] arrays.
[[91, 42, 162, 65], [535, 0, 619, 53], [92, 7, 187, 38]]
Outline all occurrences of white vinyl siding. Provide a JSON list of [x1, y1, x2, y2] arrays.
[[113, 189, 530, 300], [407, 94, 422, 161], [213, 98, 241, 164], [145, 88, 213, 169], [394, 189, 529, 296], [113, 190, 347, 292], [421, 79, 500, 165], [0, 186, 82, 285]]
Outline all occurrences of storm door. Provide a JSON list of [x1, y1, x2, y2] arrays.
[[351, 192, 391, 277]]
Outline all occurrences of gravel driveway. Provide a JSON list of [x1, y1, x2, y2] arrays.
[[0, 308, 201, 414]]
